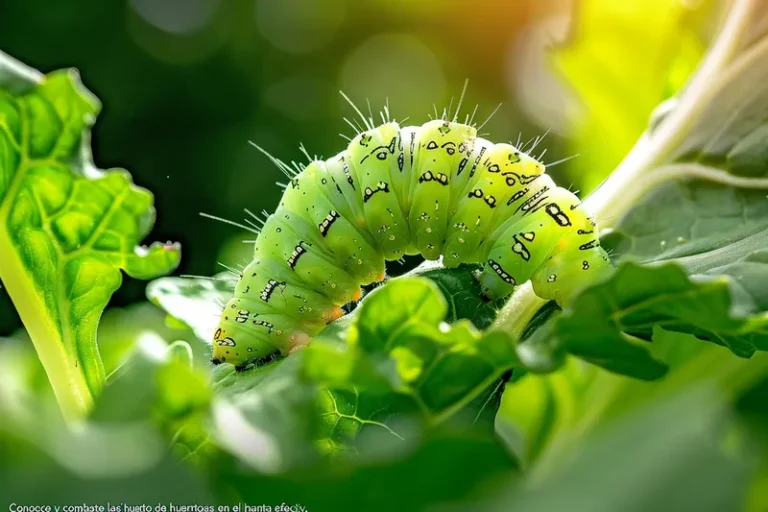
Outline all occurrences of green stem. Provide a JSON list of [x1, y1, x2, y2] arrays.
[[0, 227, 94, 420], [492, 0, 760, 336]]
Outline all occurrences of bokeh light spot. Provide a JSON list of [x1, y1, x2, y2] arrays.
[[264, 75, 333, 121], [130, 0, 221, 35], [255, 0, 346, 54], [340, 34, 446, 122]]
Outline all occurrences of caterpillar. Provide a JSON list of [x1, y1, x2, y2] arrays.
[[210, 97, 612, 368]]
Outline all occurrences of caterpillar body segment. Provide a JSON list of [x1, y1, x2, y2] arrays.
[[408, 120, 477, 260], [347, 123, 413, 260], [212, 118, 611, 367], [278, 162, 383, 283]]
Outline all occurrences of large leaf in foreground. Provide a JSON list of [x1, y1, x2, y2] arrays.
[[150, 273, 518, 465], [0, 52, 180, 418], [473, 386, 754, 512]]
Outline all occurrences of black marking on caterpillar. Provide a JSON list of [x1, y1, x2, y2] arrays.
[[419, 171, 449, 185], [426, 140, 438, 150], [502, 172, 538, 188], [453, 221, 469, 231], [398, 153, 404, 171], [469, 146, 486, 178], [363, 181, 390, 202], [287, 241, 309, 269], [484, 195, 497, 208], [578, 229, 594, 235], [254, 320, 274, 334], [409, 131, 416, 166], [359, 133, 372, 147], [502, 172, 518, 187], [508, 152, 521, 164], [341, 155, 355, 189], [507, 188, 529, 206], [441, 141, 456, 155], [517, 186, 550, 215], [361, 145, 391, 164], [218, 337, 236, 347], [582, 260, 590, 270], [488, 163, 501, 173], [511, 234, 531, 261], [457, 158, 468, 175], [521, 231, 535, 242], [545, 203, 572, 227], [488, 259, 516, 285], [468, 188, 484, 199], [235, 310, 250, 324], [579, 240, 599, 251], [260, 279, 286, 302], [319, 210, 340, 237]]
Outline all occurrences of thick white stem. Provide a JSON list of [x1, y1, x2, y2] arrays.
[[493, 0, 759, 332], [584, 0, 759, 227]]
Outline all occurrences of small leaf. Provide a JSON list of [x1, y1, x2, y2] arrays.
[[559, 262, 768, 379], [306, 277, 519, 426], [147, 273, 235, 343], [211, 354, 323, 473], [471, 386, 755, 512]]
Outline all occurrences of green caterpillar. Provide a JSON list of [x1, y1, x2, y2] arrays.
[[210, 100, 611, 368]]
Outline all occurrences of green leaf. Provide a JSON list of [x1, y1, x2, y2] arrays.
[[559, 262, 768, 379], [173, 276, 517, 466], [146, 273, 235, 343], [148, 267, 515, 456], [410, 263, 505, 329], [210, 355, 325, 472], [306, 277, 519, 426], [0, 52, 180, 419]]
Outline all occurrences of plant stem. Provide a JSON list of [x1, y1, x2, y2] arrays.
[[493, 0, 760, 335], [0, 228, 93, 420]]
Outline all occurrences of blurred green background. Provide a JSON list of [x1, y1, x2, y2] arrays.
[[0, 0, 578, 336]]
